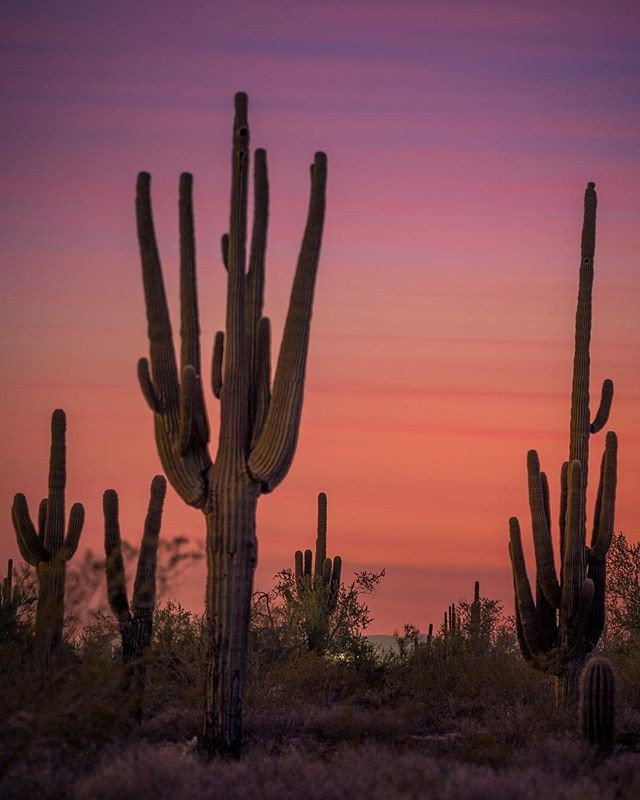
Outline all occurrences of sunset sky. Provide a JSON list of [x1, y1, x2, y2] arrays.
[[2, 1, 639, 633]]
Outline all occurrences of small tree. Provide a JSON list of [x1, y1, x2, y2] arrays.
[[606, 532, 640, 643]]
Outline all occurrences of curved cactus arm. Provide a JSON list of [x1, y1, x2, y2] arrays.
[[59, 503, 85, 561], [132, 476, 166, 618], [247, 152, 327, 491], [12, 494, 50, 565], [565, 578, 594, 658], [314, 492, 328, 582], [527, 451, 561, 608], [220, 233, 229, 271], [561, 460, 585, 621], [103, 489, 131, 625], [590, 431, 617, 560], [212, 331, 224, 399], [509, 517, 544, 657], [138, 358, 163, 413], [136, 172, 180, 411], [179, 173, 201, 376], [591, 379, 614, 433]]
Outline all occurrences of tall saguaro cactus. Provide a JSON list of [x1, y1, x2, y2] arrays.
[[509, 183, 618, 706], [293, 491, 342, 653], [11, 409, 85, 674], [136, 93, 327, 756], [104, 475, 167, 718]]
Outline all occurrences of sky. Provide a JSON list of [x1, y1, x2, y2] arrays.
[[1, 0, 639, 633]]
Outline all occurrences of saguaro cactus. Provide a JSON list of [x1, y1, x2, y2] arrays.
[[509, 183, 617, 706], [579, 656, 616, 754], [470, 580, 481, 651], [11, 409, 85, 674], [0, 559, 17, 641], [104, 475, 167, 718], [293, 491, 342, 653], [135, 93, 327, 756]]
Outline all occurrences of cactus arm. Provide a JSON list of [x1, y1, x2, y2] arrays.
[[590, 431, 617, 560], [179, 173, 201, 376], [37, 498, 47, 541], [565, 578, 594, 658], [132, 476, 166, 618], [178, 366, 199, 456], [330, 555, 342, 606], [561, 460, 585, 621], [569, 182, 597, 485], [527, 451, 561, 607], [247, 152, 327, 491], [59, 503, 85, 561], [294, 550, 303, 580], [590, 379, 614, 433], [250, 317, 271, 448], [212, 331, 224, 399], [12, 494, 50, 564], [45, 409, 67, 555], [218, 92, 250, 466], [136, 172, 180, 411], [246, 148, 268, 377], [321, 558, 332, 586], [103, 489, 131, 625], [303, 549, 313, 577], [137, 173, 211, 508], [137, 358, 163, 413], [509, 518, 544, 657], [221, 233, 229, 271], [314, 492, 328, 581], [559, 461, 569, 562]]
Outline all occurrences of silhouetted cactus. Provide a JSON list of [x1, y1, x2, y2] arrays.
[[0, 558, 18, 642], [292, 491, 342, 653], [11, 409, 85, 674], [104, 475, 166, 721], [135, 92, 327, 756], [509, 183, 617, 706], [579, 656, 616, 754], [470, 580, 481, 651]]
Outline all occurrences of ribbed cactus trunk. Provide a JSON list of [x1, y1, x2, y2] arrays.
[[135, 93, 327, 757], [203, 485, 258, 753], [11, 410, 85, 677], [509, 183, 617, 709]]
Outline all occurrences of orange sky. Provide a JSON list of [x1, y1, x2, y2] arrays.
[[1, 1, 639, 632]]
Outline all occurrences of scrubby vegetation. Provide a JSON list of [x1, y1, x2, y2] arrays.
[[1, 550, 639, 798]]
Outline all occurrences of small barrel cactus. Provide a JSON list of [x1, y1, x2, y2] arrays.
[[579, 656, 616, 754]]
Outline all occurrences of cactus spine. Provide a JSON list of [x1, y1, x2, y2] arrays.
[[509, 183, 617, 706], [11, 409, 85, 674], [293, 492, 342, 653], [579, 656, 616, 754], [104, 475, 167, 718], [135, 92, 327, 756]]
